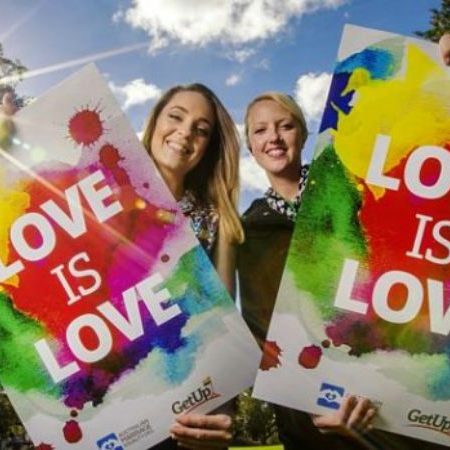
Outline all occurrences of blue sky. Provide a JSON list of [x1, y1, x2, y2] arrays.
[[0, 0, 441, 210]]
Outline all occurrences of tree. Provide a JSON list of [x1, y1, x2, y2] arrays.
[[233, 389, 279, 445], [416, 0, 450, 42], [0, 42, 27, 106]]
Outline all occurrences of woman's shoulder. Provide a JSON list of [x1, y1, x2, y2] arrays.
[[241, 197, 268, 221], [179, 190, 216, 214], [178, 190, 219, 253], [241, 197, 294, 233]]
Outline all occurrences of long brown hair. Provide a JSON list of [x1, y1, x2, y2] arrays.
[[142, 83, 244, 244]]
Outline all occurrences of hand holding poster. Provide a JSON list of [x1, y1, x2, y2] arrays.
[[253, 25, 450, 446], [0, 64, 260, 449]]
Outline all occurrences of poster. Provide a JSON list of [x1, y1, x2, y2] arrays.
[[0, 64, 260, 449], [253, 25, 450, 446]]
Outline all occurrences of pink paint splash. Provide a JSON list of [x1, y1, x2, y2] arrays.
[[298, 345, 322, 369]]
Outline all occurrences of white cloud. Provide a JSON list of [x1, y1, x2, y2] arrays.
[[254, 58, 270, 70], [294, 72, 332, 124], [229, 48, 256, 63], [109, 78, 162, 110], [118, 0, 348, 51], [225, 73, 242, 86], [240, 151, 270, 193]]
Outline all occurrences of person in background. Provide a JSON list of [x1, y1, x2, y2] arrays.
[[439, 33, 450, 65]]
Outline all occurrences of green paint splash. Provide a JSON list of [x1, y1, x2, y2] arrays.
[[0, 292, 60, 398], [287, 145, 367, 320]]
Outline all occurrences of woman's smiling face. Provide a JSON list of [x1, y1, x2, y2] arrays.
[[247, 99, 303, 177], [150, 90, 215, 182]]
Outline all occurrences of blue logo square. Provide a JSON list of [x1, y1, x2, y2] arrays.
[[96, 433, 124, 450], [317, 382, 345, 410]]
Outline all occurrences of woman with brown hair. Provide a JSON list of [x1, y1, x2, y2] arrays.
[[142, 83, 243, 295], [140, 83, 243, 449]]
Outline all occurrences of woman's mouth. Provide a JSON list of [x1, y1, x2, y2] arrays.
[[266, 147, 287, 157], [166, 140, 190, 156]]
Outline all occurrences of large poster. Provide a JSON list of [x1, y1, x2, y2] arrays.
[[253, 25, 450, 446], [0, 64, 260, 449]]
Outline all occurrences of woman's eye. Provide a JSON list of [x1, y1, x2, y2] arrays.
[[254, 128, 265, 134], [281, 123, 294, 130], [168, 113, 182, 121], [196, 127, 210, 137]]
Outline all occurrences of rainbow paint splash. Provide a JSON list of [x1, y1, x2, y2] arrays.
[[254, 26, 450, 446], [0, 65, 258, 448], [290, 33, 450, 399]]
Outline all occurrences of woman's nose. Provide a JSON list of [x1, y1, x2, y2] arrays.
[[177, 122, 193, 140], [268, 127, 281, 142]]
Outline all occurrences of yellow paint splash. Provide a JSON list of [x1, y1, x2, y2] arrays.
[[333, 43, 450, 198], [0, 170, 30, 289]]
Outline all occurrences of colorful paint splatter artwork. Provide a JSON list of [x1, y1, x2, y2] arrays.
[[253, 25, 450, 446], [0, 64, 260, 449]]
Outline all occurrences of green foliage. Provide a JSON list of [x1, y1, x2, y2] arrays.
[[0, 388, 30, 444], [416, 0, 450, 42], [233, 389, 280, 446], [0, 42, 27, 106]]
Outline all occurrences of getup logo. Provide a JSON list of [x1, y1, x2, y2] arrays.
[[407, 409, 450, 437], [172, 377, 221, 414]]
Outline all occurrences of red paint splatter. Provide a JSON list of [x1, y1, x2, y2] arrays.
[[68, 108, 103, 146], [260, 340, 282, 371], [298, 345, 322, 369], [100, 144, 129, 186], [161, 254, 170, 262], [63, 420, 82, 443], [321, 339, 330, 348], [35, 444, 55, 450]]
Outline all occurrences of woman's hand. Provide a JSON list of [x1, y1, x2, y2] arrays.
[[312, 395, 376, 437], [439, 33, 450, 66], [0, 92, 18, 149], [170, 413, 233, 449]]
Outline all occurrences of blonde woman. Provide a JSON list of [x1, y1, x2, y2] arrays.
[[238, 91, 377, 450]]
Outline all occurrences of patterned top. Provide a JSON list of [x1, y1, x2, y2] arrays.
[[264, 165, 309, 221], [178, 190, 219, 254]]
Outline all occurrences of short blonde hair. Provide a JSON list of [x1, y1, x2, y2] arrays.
[[244, 92, 308, 151], [142, 83, 244, 244]]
